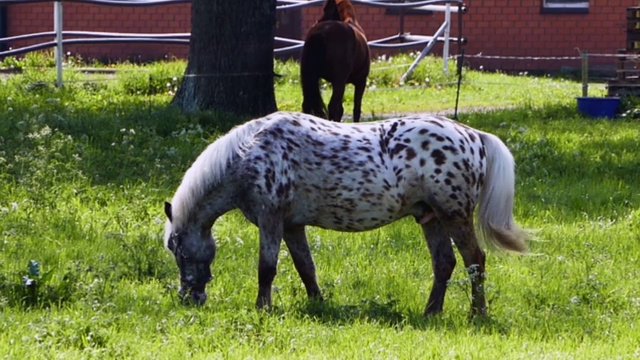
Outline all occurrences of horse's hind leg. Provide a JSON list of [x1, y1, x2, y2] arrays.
[[256, 217, 284, 310], [352, 80, 366, 123], [283, 226, 322, 301], [327, 81, 346, 122], [445, 219, 487, 316], [421, 220, 457, 315], [302, 87, 328, 119]]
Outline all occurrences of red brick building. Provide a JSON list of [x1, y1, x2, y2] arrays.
[[0, 1, 636, 73]]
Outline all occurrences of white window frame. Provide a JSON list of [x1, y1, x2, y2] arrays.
[[543, 0, 589, 9]]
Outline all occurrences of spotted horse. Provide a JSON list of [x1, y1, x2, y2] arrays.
[[163, 111, 528, 316]]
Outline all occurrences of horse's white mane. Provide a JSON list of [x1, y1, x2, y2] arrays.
[[168, 119, 265, 229]]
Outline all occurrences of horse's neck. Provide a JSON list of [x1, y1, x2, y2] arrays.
[[346, 19, 365, 34], [337, 3, 357, 22], [318, 11, 340, 22], [336, 3, 366, 35], [181, 181, 237, 232]]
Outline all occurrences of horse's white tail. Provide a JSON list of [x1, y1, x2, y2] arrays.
[[477, 132, 528, 253]]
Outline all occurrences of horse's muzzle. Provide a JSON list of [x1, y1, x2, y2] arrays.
[[178, 280, 210, 305], [178, 261, 212, 305]]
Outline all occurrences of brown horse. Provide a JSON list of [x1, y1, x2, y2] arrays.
[[301, 0, 371, 122]]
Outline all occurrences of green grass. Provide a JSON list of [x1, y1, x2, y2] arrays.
[[1, 52, 639, 359], [275, 52, 605, 116]]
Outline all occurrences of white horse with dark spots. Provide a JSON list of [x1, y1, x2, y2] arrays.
[[163, 111, 528, 316]]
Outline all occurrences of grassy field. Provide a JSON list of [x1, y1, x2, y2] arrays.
[[1, 53, 639, 359]]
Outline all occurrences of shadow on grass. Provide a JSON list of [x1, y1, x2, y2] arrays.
[[290, 297, 513, 334], [0, 94, 250, 188]]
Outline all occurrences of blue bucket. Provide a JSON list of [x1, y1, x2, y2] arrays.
[[576, 97, 621, 119]]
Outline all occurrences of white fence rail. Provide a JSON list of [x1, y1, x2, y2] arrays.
[[0, 0, 466, 87]]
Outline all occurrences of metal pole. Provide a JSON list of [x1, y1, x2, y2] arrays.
[[443, 2, 451, 75], [399, 1, 405, 38], [581, 51, 588, 97], [401, 21, 448, 83], [54, 1, 63, 87]]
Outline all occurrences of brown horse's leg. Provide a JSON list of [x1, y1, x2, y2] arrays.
[[327, 82, 346, 122], [445, 219, 487, 316], [352, 80, 366, 123], [422, 220, 457, 315], [256, 217, 283, 310], [283, 226, 322, 300]]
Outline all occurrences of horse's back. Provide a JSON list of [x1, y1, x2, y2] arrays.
[[302, 21, 358, 82], [238, 113, 487, 232]]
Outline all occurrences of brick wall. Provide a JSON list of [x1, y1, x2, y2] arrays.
[[6, 2, 190, 62], [301, 3, 452, 60], [3, 1, 637, 72], [302, 0, 637, 72], [458, 0, 637, 72]]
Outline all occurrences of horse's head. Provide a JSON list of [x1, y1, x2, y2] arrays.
[[164, 201, 216, 305], [318, 0, 341, 22]]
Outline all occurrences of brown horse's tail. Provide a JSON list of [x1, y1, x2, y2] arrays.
[[300, 33, 328, 118], [476, 131, 528, 253]]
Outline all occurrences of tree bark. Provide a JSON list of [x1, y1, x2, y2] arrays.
[[172, 0, 278, 118]]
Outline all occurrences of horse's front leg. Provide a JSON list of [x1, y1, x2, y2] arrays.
[[256, 218, 284, 310], [283, 226, 322, 301]]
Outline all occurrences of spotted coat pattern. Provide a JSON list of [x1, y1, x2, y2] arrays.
[[164, 111, 527, 316], [239, 112, 486, 231]]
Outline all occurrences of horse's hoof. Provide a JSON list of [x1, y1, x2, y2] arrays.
[[469, 307, 488, 318], [255, 296, 272, 311]]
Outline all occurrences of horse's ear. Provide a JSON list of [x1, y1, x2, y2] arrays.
[[164, 201, 173, 222]]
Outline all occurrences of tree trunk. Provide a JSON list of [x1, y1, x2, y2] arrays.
[[172, 0, 278, 118]]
